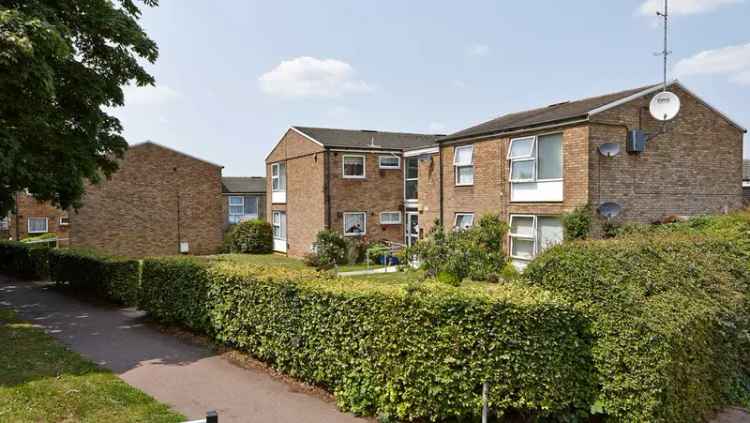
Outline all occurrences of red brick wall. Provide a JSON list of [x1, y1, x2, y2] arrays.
[[70, 143, 224, 257], [8, 193, 70, 242], [267, 129, 326, 257], [414, 152, 441, 236], [589, 85, 744, 226], [328, 151, 405, 246], [440, 124, 589, 226]]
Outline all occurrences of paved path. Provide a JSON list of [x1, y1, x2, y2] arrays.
[[0, 278, 364, 423]]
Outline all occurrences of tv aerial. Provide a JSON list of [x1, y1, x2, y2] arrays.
[[649, 0, 680, 122]]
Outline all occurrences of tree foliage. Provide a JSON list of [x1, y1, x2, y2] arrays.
[[0, 0, 159, 215]]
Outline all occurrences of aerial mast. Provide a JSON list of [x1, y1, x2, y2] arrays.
[[656, 0, 671, 91]]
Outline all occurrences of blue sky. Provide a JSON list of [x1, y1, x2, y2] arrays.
[[114, 0, 750, 176]]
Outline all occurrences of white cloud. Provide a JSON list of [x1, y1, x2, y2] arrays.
[[466, 44, 490, 57], [452, 79, 467, 88], [638, 0, 742, 16], [258, 56, 374, 98], [122, 84, 180, 106], [674, 42, 750, 85], [428, 122, 449, 134]]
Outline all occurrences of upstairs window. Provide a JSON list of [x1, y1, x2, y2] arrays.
[[379, 156, 400, 169], [405, 158, 419, 200], [508, 133, 562, 182], [453, 213, 475, 231], [59, 215, 70, 226], [28, 217, 48, 234], [343, 155, 366, 179], [454, 145, 474, 186], [272, 163, 286, 192]]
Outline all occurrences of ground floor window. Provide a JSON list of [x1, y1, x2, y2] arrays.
[[272, 211, 286, 239], [229, 196, 259, 224], [343, 212, 366, 236], [509, 214, 563, 268], [0, 217, 8, 230], [453, 213, 475, 231], [379, 211, 401, 225], [28, 217, 48, 234]]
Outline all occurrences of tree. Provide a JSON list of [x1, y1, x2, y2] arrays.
[[0, 0, 159, 216]]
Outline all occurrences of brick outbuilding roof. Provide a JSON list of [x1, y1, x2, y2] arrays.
[[292, 126, 442, 151], [221, 177, 266, 194]]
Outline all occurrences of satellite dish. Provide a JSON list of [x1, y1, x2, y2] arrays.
[[598, 202, 622, 219], [598, 143, 621, 157], [649, 91, 680, 121]]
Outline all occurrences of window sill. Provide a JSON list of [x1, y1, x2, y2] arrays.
[[455, 183, 474, 187], [379, 167, 400, 170], [342, 176, 367, 180], [344, 233, 366, 237]]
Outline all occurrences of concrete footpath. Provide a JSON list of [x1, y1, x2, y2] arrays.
[[0, 278, 364, 423]]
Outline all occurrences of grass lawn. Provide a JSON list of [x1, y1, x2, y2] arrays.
[[0, 308, 184, 423]]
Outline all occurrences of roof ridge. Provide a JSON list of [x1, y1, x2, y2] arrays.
[[293, 125, 441, 137]]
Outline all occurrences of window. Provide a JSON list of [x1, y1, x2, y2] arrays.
[[509, 215, 563, 268], [271, 163, 286, 192], [272, 211, 285, 239], [59, 215, 70, 226], [228, 196, 260, 224], [379, 155, 400, 169], [343, 212, 366, 236], [508, 133, 562, 182], [0, 217, 8, 231], [453, 145, 474, 186], [28, 217, 48, 234], [405, 158, 419, 200], [380, 211, 401, 225], [453, 213, 475, 231], [342, 155, 366, 178]]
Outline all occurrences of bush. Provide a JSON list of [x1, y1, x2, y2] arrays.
[[366, 243, 389, 263], [48, 249, 141, 306], [0, 240, 48, 279], [139, 257, 212, 333], [225, 220, 273, 254], [206, 263, 595, 420], [308, 230, 348, 270], [406, 214, 508, 283], [562, 204, 592, 241], [525, 232, 750, 422]]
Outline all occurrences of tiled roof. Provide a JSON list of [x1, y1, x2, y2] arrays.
[[441, 84, 662, 141], [292, 126, 441, 151], [221, 177, 266, 193]]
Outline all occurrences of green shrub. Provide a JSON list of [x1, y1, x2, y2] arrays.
[[366, 243, 389, 263], [406, 214, 508, 283], [225, 220, 273, 254], [0, 240, 48, 279], [562, 204, 592, 241], [525, 233, 750, 422], [345, 237, 369, 264], [308, 230, 348, 270], [139, 257, 212, 333], [206, 263, 595, 420], [48, 249, 141, 306]]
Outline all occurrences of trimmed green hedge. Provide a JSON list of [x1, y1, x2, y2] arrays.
[[225, 219, 273, 254], [525, 234, 750, 422], [0, 241, 49, 279], [48, 249, 141, 306], [139, 257, 213, 333], [206, 264, 594, 420]]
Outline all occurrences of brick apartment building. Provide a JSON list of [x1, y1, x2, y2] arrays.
[[266, 81, 745, 268], [3, 192, 70, 243], [437, 81, 745, 267], [70, 142, 226, 257], [265, 127, 441, 257]]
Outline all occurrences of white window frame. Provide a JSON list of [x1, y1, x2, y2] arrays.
[[453, 213, 475, 231], [404, 157, 419, 202], [453, 145, 474, 186], [59, 215, 70, 226], [509, 214, 563, 263], [271, 162, 286, 192], [228, 196, 259, 224], [0, 216, 8, 230], [379, 211, 402, 225], [508, 133, 563, 183], [343, 212, 367, 236], [27, 217, 48, 234], [272, 211, 284, 240], [342, 155, 366, 179], [379, 155, 401, 170]]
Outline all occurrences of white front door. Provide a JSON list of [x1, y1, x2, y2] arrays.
[[272, 211, 287, 253], [405, 212, 419, 247]]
